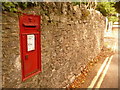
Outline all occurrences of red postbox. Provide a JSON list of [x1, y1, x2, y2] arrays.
[[19, 14, 41, 81]]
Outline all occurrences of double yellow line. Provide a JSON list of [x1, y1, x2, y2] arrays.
[[88, 55, 113, 89], [88, 42, 116, 89]]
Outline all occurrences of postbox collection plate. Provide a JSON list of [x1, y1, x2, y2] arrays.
[[27, 34, 35, 51], [19, 14, 41, 81]]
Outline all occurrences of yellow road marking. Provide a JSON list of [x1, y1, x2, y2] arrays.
[[88, 57, 109, 89], [95, 55, 113, 88]]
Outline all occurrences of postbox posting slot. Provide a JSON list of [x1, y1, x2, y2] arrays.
[[23, 23, 37, 28]]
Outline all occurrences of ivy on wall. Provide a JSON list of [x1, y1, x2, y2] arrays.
[[2, 2, 38, 12], [2, 2, 120, 22]]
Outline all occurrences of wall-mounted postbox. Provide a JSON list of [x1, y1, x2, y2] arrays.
[[19, 14, 41, 81]]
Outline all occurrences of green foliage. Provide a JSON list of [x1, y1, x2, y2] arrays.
[[96, 2, 117, 16], [72, 2, 88, 6], [18, 2, 28, 10], [2, 2, 38, 12], [108, 16, 119, 22], [96, 2, 118, 22], [72, 2, 80, 6], [73, 2, 119, 22], [2, 2, 119, 22], [115, 1, 120, 13], [2, 2, 18, 12]]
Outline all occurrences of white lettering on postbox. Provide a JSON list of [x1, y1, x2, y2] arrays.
[[27, 34, 35, 51]]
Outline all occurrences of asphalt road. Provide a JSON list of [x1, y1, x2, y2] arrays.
[[100, 54, 118, 88], [100, 30, 119, 88]]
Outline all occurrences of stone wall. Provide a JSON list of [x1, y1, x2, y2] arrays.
[[2, 2, 105, 88]]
